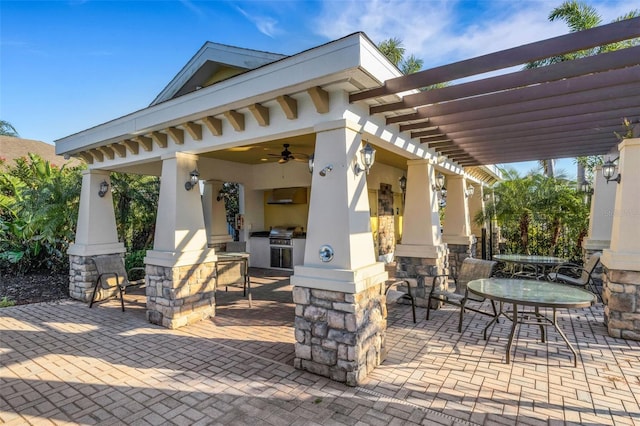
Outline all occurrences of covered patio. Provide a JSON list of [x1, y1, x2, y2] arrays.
[[1, 271, 638, 424], [54, 17, 640, 387]]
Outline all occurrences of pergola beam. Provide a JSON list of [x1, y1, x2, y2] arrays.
[[350, 17, 640, 102]]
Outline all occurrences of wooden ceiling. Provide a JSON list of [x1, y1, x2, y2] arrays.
[[350, 17, 640, 167]]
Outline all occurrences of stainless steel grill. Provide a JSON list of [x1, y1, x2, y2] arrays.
[[269, 226, 297, 246], [269, 226, 298, 269]]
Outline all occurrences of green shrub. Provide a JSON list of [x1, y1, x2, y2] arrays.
[[0, 296, 16, 308], [0, 154, 82, 274]]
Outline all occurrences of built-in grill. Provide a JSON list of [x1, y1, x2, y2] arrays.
[[269, 226, 298, 269], [269, 226, 296, 246]]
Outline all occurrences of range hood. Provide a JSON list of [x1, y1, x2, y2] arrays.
[[267, 187, 308, 204]]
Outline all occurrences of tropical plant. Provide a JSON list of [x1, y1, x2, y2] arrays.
[[110, 172, 160, 253], [377, 38, 423, 75], [0, 120, 19, 137], [0, 154, 82, 273], [476, 169, 588, 259]]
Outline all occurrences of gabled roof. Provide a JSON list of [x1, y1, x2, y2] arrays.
[[150, 42, 287, 106]]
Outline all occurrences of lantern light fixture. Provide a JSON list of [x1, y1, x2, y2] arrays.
[[98, 180, 109, 197], [465, 185, 475, 198], [432, 173, 445, 192], [399, 175, 407, 193], [184, 169, 200, 191], [354, 143, 376, 175], [602, 157, 621, 184]]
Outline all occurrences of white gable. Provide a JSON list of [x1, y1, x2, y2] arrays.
[[150, 42, 287, 106]]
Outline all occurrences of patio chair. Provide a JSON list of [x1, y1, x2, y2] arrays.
[[384, 279, 416, 323], [547, 252, 601, 299], [426, 258, 498, 332], [89, 255, 145, 312]]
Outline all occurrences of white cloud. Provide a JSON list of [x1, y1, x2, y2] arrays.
[[179, 0, 206, 18], [236, 6, 280, 38], [313, 0, 636, 68]]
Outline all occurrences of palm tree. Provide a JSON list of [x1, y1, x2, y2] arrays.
[[528, 1, 639, 180], [0, 120, 19, 137], [377, 38, 423, 75]]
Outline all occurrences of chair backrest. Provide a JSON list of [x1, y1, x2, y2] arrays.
[[455, 258, 497, 295], [580, 252, 601, 283], [226, 241, 246, 252], [92, 255, 128, 288]]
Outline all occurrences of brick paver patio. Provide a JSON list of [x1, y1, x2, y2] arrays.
[[1, 269, 638, 425]]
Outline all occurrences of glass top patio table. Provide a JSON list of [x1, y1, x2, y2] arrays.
[[467, 278, 595, 366], [493, 254, 566, 265], [493, 254, 566, 279]]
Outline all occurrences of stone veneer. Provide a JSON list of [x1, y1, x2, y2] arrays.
[[69, 254, 122, 302], [448, 241, 476, 271], [394, 253, 447, 307], [293, 284, 386, 386], [145, 262, 217, 329], [603, 267, 640, 341]]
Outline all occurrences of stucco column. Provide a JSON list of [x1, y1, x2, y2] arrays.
[[394, 160, 447, 305], [291, 120, 387, 386], [584, 165, 616, 252], [395, 160, 444, 258], [442, 175, 476, 270], [68, 169, 125, 302], [69, 169, 124, 256], [145, 153, 218, 329], [442, 175, 474, 245], [202, 180, 233, 249], [468, 183, 484, 257], [601, 138, 640, 340]]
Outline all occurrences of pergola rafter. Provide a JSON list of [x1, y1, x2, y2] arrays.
[[350, 17, 640, 167]]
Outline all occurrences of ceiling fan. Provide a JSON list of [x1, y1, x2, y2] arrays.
[[268, 143, 309, 164]]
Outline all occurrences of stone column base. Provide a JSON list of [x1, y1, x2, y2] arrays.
[[603, 267, 640, 340], [145, 261, 217, 329], [69, 254, 123, 302], [394, 251, 448, 307], [293, 283, 386, 386]]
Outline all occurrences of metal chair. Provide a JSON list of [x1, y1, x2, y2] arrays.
[[547, 252, 601, 299], [426, 258, 498, 332], [384, 280, 416, 323], [89, 255, 145, 312]]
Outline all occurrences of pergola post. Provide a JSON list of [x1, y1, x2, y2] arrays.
[[67, 169, 125, 302], [602, 138, 640, 340], [584, 165, 616, 254], [442, 175, 476, 268], [144, 153, 218, 329], [467, 183, 484, 258], [394, 160, 447, 306], [291, 120, 388, 386]]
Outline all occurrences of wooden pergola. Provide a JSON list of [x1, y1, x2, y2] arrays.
[[350, 17, 640, 166]]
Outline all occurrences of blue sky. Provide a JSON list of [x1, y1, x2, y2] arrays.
[[1, 0, 632, 177]]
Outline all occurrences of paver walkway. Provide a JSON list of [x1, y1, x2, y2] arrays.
[[1, 269, 639, 425]]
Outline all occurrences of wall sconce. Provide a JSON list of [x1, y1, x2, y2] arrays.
[[398, 175, 407, 193], [354, 143, 376, 175], [580, 180, 593, 195], [319, 164, 333, 177], [184, 169, 200, 191], [602, 157, 621, 184], [432, 173, 445, 192], [98, 180, 109, 197], [580, 179, 593, 205], [465, 185, 475, 198], [216, 190, 224, 201], [308, 153, 314, 174]]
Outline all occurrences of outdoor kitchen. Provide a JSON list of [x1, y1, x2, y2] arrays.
[[248, 187, 308, 270]]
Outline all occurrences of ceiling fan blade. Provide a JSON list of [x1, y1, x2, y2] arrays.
[[278, 157, 288, 164]]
